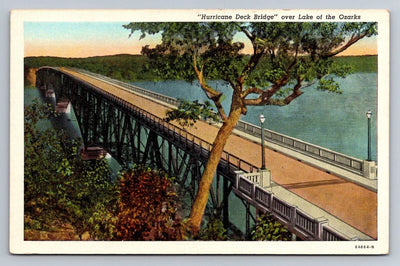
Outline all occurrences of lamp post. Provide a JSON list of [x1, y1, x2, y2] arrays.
[[366, 110, 372, 161], [259, 113, 266, 169]]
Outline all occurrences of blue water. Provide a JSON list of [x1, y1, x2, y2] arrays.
[[133, 73, 377, 161]]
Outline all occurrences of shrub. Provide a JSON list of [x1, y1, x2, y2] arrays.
[[114, 166, 184, 240], [198, 218, 227, 241], [24, 101, 117, 240], [251, 213, 292, 241]]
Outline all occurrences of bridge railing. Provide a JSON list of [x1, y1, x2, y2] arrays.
[[56, 67, 259, 176], [235, 120, 367, 176], [71, 68, 374, 178], [234, 171, 351, 241], [70, 68, 181, 107]]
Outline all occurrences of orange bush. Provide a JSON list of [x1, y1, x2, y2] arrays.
[[114, 166, 185, 240]]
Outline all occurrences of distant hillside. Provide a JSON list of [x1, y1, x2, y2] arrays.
[[333, 55, 377, 73], [24, 54, 377, 83], [24, 54, 155, 81]]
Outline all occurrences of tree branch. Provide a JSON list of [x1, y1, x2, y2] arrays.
[[237, 51, 264, 87], [321, 33, 368, 58], [239, 26, 254, 42], [192, 53, 219, 99], [192, 53, 227, 121], [214, 102, 228, 122], [243, 84, 282, 106], [242, 71, 294, 106], [287, 44, 300, 71], [283, 77, 303, 105], [242, 87, 265, 99]]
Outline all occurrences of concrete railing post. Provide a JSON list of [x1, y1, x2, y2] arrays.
[[289, 205, 297, 233], [362, 160, 377, 179], [260, 169, 271, 188], [234, 170, 245, 189], [316, 217, 328, 240]]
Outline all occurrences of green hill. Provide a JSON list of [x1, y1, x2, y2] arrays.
[[333, 55, 377, 73], [24, 54, 377, 83], [24, 54, 155, 81]]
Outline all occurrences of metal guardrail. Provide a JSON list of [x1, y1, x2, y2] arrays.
[[71, 68, 368, 177], [234, 171, 349, 241]]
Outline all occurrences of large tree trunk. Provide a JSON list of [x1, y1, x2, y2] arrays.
[[188, 106, 242, 235]]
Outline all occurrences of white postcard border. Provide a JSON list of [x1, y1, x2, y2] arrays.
[[10, 9, 390, 254]]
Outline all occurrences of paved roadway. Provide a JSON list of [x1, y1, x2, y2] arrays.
[[61, 68, 377, 239]]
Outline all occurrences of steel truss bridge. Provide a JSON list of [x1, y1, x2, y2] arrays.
[[35, 67, 376, 241]]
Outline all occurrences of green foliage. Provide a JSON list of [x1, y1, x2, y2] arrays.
[[24, 54, 156, 82], [114, 165, 185, 240], [124, 22, 377, 104], [164, 98, 220, 129], [24, 101, 118, 240], [317, 77, 342, 93], [251, 214, 292, 241], [333, 55, 377, 73], [198, 218, 227, 240], [124, 22, 247, 83]]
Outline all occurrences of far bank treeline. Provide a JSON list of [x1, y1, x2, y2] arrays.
[[24, 54, 377, 83]]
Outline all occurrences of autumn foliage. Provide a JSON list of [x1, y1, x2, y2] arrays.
[[114, 166, 185, 240]]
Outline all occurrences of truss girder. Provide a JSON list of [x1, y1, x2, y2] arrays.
[[35, 68, 247, 232]]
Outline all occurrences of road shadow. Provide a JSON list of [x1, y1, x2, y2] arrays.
[[281, 179, 348, 189]]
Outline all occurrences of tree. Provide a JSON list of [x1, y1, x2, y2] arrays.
[[123, 22, 377, 234]]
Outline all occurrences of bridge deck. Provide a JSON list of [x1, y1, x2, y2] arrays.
[[60, 68, 377, 239]]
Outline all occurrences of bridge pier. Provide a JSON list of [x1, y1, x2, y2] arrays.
[[222, 177, 230, 228], [245, 201, 250, 238]]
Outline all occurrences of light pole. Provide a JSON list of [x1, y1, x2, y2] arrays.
[[366, 110, 372, 161], [259, 113, 266, 169]]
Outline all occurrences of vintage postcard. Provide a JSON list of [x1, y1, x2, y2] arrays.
[[10, 9, 389, 254]]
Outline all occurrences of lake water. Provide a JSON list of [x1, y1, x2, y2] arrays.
[[133, 73, 377, 161]]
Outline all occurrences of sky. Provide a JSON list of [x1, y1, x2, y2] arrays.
[[24, 22, 377, 58]]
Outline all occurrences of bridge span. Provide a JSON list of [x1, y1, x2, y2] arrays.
[[36, 67, 377, 241]]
